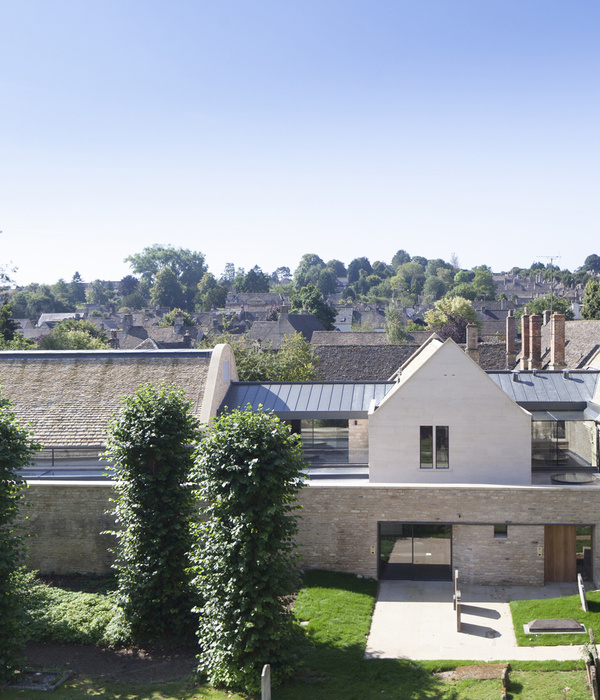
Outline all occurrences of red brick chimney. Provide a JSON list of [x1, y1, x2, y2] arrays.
[[528, 314, 542, 370], [520, 308, 530, 370], [550, 312, 566, 370]]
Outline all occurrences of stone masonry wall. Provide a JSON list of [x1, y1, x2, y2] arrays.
[[20, 481, 600, 587], [23, 482, 117, 574], [295, 484, 600, 585], [348, 419, 368, 463]]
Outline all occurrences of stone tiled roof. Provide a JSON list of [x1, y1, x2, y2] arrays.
[[314, 341, 511, 380], [0, 350, 211, 447], [314, 345, 421, 381], [541, 320, 600, 369], [247, 314, 325, 349]]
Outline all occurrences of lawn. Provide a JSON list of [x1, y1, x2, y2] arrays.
[[2, 572, 592, 699], [510, 590, 600, 646]]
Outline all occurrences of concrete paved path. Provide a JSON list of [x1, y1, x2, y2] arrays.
[[366, 581, 586, 661]]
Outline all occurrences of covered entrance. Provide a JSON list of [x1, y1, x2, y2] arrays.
[[379, 523, 452, 580]]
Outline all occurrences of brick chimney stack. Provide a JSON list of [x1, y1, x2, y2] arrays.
[[520, 308, 530, 370], [528, 314, 542, 370], [506, 310, 516, 368], [465, 323, 479, 364], [549, 312, 566, 370]]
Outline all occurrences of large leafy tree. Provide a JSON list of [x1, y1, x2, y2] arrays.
[[234, 265, 271, 293], [290, 283, 337, 330], [519, 294, 574, 320], [38, 319, 110, 350], [104, 383, 202, 643], [192, 408, 305, 692], [582, 279, 600, 320], [150, 266, 186, 309], [424, 296, 480, 343], [125, 245, 207, 310], [0, 392, 41, 683], [235, 332, 318, 381]]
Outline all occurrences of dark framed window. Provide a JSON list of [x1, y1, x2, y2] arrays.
[[420, 426, 449, 469], [494, 524, 508, 539]]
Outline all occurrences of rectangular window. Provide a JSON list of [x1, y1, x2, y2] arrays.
[[436, 426, 449, 469], [420, 426, 449, 469], [420, 426, 433, 468], [494, 524, 508, 539]]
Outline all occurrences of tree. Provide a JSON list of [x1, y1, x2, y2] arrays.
[[391, 249, 411, 268], [518, 294, 574, 320], [424, 296, 480, 343], [192, 408, 305, 692], [233, 332, 318, 381], [150, 266, 185, 309], [85, 279, 115, 305], [38, 319, 110, 350], [347, 257, 372, 284], [0, 392, 40, 682], [118, 275, 139, 298], [582, 279, 600, 320], [471, 266, 496, 300], [158, 307, 196, 326], [104, 383, 201, 643], [422, 276, 447, 302], [325, 259, 346, 276], [385, 303, 405, 344], [234, 266, 271, 293], [290, 284, 337, 330], [293, 253, 325, 289], [582, 254, 600, 274], [0, 295, 19, 342], [125, 245, 207, 310]]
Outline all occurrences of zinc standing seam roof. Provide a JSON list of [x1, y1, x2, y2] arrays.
[[219, 381, 394, 419], [488, 370, 599, 409]]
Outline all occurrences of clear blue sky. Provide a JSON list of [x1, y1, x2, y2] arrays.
[[1, 0, 598, 285]]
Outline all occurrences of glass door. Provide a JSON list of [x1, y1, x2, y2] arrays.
[[379, 523, 452, 580]]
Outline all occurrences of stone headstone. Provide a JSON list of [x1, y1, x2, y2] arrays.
[[578, 573, 589, 612]]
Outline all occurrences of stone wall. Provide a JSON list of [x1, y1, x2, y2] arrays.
[[23, 482, 116, 575], [20, 480, 600, 587], [295, 483, 600, 586], [348, 419, 368, 463]]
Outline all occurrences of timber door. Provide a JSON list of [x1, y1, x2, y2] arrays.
[[545, 525, 576, 582]]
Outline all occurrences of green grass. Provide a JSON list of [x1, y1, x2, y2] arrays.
[[2, 571, 592, 699], [510, 590, 600, 646]]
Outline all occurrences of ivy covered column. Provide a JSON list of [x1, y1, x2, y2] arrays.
[[105, 383, 201, 643], [192, 408, 305, 693]]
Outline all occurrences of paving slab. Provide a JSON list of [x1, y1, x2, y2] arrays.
[[365, 581, 585, 661]]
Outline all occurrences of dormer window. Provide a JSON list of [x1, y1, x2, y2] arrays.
[[420, 426, 449, 469]]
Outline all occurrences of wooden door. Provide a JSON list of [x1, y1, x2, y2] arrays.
[[545, 526, 576, 582]]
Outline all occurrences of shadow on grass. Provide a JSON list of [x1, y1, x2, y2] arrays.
[[276, 570, 459, 700]]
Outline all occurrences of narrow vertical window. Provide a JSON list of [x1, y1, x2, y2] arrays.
[[420, 426, 433, 468], [420, 426, 449, 469], [436, 426, 449, 469]]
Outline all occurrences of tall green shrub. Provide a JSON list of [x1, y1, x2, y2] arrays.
[[0, 393, 40, 682], [192, 408, 305, 693], [104, 383, 201, 643]]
